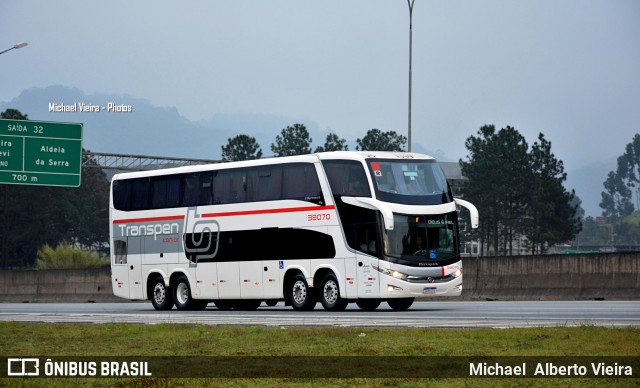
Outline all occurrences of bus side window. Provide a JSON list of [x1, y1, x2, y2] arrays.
[[247, 166, 282, 202], [340, 205, 379, 255], [322, 160, 371, 198], [151, 175, 181, 209], [214, 169, 247, 204], [113, 240, 127, 265], [113, 180, 131, 211], [130, 178, 150, 211], [182, 172, 213, 207], [199, 172, 213, 205], [282, 164, 323, 203]]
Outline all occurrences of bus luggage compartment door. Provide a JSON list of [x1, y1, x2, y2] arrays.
[[217, 262, 240, 299]]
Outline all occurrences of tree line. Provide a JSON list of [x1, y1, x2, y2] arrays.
[[575, 133, 640, 249], [459, 125, 581, 256], [221, 124, 407, 161]]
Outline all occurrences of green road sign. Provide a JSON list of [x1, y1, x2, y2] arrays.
[[0, 119, 83, 187]]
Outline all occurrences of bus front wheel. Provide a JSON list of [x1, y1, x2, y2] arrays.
[[387, 298, 414, 311], [288, 273, 316, 311], [150, 276, 174, 310]]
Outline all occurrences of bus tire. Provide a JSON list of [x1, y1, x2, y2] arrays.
[[356, 299, 381, 311], [173, 275, 199, 310], [265, 300, 278, 307], [387, 298, 414, 311], [288, 273, 316, 311], [319, 273, 348, 311], [150, 276, 174, 310]]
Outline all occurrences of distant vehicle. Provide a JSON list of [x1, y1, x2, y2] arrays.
[[109, 151, 478, 311]]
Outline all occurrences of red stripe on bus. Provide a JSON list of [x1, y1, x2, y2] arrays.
[[112, 215, 185, 224], [442, 267, 445, 277], [113, 205, 336, 224], [201, 205, 335, 218]]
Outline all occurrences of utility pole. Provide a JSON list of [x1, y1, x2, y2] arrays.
[[407, 0, 415, 152]]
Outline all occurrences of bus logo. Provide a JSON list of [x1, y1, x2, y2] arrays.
[[183, 208, 220, 263]]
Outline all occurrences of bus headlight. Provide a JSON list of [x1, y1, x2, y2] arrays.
[[387, 285, 403, 292], [452, 269, 462, 278], [373, 265, 408, 281]]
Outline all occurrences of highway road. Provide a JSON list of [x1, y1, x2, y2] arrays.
[[1, 301, 639, 328]]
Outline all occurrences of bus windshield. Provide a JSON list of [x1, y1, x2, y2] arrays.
[[367, 159, 452, 205], [384, 212, 459, 263]]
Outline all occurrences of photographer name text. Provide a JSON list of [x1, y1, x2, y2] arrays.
[[470, 361, 633, 377], [48, 102, 132, 113]]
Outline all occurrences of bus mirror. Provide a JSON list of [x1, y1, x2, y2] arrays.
[[341, 196, 394, 230], [454, 198, 479, 229]]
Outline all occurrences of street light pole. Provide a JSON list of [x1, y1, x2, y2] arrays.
[[0, 42, 28, 56], [407, 0, 415, 152]]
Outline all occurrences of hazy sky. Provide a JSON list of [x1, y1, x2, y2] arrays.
[[1, 0, 639, 172]]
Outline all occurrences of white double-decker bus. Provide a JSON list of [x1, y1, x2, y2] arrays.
[[110, 151, 478, 311]]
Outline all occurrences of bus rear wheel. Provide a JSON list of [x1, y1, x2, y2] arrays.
[[387, 298, 414, 311], [150, 276, 174, 310], [319, 273, 348, 311], [288, 273, 316, 311], [174, 275, 206, 310]]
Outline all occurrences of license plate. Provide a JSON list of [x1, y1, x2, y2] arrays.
[[423, 287, 437, 295]]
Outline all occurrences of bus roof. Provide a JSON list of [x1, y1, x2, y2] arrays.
[[314, 151, 436, 162], [111, 151, 438, 181]]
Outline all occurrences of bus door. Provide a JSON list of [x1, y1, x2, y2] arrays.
[[127, 236, 144, 299], [111, 239, 130, 299], [260, 227, 279, 299], [111, 237, 144, 299], [353, 217, 381, 298]]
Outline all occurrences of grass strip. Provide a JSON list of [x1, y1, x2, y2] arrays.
[[1, 323, 638, 387]]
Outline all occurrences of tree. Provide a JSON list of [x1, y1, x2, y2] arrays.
[[460, 125, 531, 256], [356, 129, 406, 151], [526, 133, 582, 254], [600, 169, 634, 220], [616, 211, 640, 247], [600, 133, 639, 220], [0, 108, 28, 120], [221, 134, 263, 161], [73, 152, 110, 251], [271, 123, 312, 156], [315, 133, 348, 152], [576, 217, 611, 246]]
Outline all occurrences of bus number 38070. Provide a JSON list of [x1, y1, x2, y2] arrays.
[[308, 213, 331, 222]]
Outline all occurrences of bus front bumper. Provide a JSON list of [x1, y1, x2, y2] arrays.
[[379, 272, 463, 298]]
